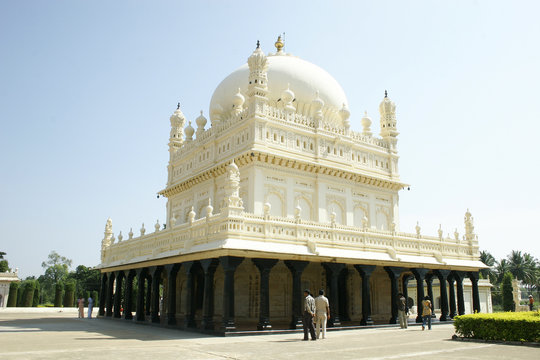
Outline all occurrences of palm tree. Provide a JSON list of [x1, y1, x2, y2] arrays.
[[507, 250, 536, 284], [0, 251, 6, 259], [479, 250, 496, 283], [495, 259, 509, 284]]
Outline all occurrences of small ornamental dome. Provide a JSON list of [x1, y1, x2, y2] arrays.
[[185, 121, 195, 140], [227, 159, 239, 172], [232, 88, 245, 108], [379, 90, 396, 117], [312, 91, 324, 111], [339, 103, 350, 127], [361, 111, 373, 135], [196, 110, 207, 128], [281, 83, 295, 104]]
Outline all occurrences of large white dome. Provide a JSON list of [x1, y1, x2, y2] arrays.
[[209, 53, 348, 124]]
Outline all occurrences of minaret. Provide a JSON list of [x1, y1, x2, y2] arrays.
[[168, 103, 185, 157], [247, 40, 269, 103], [379, 90, 399, 148], [101, 218, 113, 262]]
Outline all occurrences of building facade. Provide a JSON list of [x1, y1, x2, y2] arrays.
[[0, 269, 20, 308], [97, 38, 486, 333]]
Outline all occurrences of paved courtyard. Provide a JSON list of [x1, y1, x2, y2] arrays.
[[0, 309, 538, 359]]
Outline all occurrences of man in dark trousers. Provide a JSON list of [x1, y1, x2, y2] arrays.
[[303, 289, 317, 341]]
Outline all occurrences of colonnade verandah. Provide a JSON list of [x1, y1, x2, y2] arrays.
[[98, 256, 481, 332]]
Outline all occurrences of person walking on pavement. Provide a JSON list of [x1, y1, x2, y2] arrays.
[[87, 296, 94, 319], [315, 289, 330, 339], [78, 297, 85, 319], [421, 296, 432, 330], [397, 293, 408, 329], [302, 289, 317, 341]]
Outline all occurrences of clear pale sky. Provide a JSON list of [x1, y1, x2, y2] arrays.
[[1, 1, 539, 279]]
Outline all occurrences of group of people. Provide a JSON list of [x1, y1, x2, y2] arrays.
[[76, 296, 94, 319], [303, 289, 330, 340], [397, 293, 433, 330]]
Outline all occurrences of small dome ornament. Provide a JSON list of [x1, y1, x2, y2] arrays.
[[339, 103, 350, 129], [275, 35, 284, 53], [118, 231, 123, 242], [140, 223, 146, 236], [185, 121, 195, 141], [188, 206, 196, 223], [361, 111, 373, 136], [281, 83, 296, 112], [128, 227, 133, 239], [154, 220, 160, 232], [196, 110, 207, 133], [294, 201, 302, 219], [206, 198, 214, 217], [232, 88, 245, 114]]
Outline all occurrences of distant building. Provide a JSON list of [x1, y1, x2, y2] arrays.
[[0, 269, 20, 308], [97, 37, 487, 333]]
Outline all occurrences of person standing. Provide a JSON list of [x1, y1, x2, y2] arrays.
[[529, 295, 534, 311], [302, 289, 317, 341], [87, 296, 94, 319], [397, 293, 408, 329], [421, 296, 432, 330], [315, 289, 330, 339], [78, 297, 85, 319]]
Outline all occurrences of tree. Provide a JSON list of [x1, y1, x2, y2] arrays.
[[501, 272, 514, 311], [39, 251, 72, 304], [479, 250, 496, 283], [64, 280, 76, 307], [0, 251, 9, 272], [0, 251, 6, 259], [66, 265, 100, 299], [495, 259, 510, 284]]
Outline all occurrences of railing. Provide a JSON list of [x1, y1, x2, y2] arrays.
[[101, 210, 479, 267]]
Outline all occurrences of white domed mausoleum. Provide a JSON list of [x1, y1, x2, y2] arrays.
[[97, 37, 490, 334]]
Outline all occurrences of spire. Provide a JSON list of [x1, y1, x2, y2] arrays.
[[256, 40, 260, 49], [168, 103, 186, 155], [379, 91, 398, 139], [275, 34, 284, 53], [385, 90, 388, 98], [247, 41, 268, 99]]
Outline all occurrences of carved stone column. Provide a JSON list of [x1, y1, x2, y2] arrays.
[[323, 263, 346, 327], [468, 271, 481, 313], [384, 267, 404, 324], [201, 259, 219, 330], [354, 265, 376, 326], [113, 271, 124, 318], [284, 260, 309, 329], [105, 272, 114, 317], [425, 273, 435, 317], [149, 266, 162, 323], [135, 268, 147, 321], [411, 268, 429, 323], [219, 256, 244, 331], [453, 271, 466, 315], [433, 270, 450, 321], [182, 261, 196, 328], [447, 274, 457, 318], [164, 264, 181, 326], [145, 274, 152, 316], [98, 273, 107, 316], [253, 258, 278, 330], [402, 274, 413, 308], [123, 270, 135, 320]]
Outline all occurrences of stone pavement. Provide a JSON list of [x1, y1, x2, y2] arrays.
[[0, 310, 538, 359]]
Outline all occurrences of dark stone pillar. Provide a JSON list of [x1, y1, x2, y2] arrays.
[[164, 264, 181, 326], [447, 274, 457, 318], [145, 275, 152, 316], [200, 259, 218, 330], [384, 267, 404, 324], [411, 268, 429, 323], [425, 273, 435, 318], [149, 266, 162, 323], [123, 270, 135, 320], [402, 274, 413, 308], [98, 273, 107, 316], [323, 263, 346, 327], [182, 261, 196, 328], [284, 260, 309, 329], [433, 270, 450, 321], [453, 271, 466, 315], [113, 271, 124, 318], [354, 265, 376, 326], [252, 258, 278, 330], [468, 271, 481, 313], [135, 268, 147, 321], [219, 256, 244, 331], [105, 272, 114, 317], [338, 269, 350, 321]]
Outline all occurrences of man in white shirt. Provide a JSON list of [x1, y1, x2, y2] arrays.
[[315, 289, 330, 339]]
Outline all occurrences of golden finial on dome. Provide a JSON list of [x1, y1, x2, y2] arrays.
[[275, 34, 284, 52]]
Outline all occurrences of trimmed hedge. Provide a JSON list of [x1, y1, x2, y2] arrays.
[[7, 282, 19, 307], [54, 283, 64, 307], [454, 311, 540, 343], [64, 280, 76, 307]]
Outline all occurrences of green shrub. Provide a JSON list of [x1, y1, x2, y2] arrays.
[[454, 311, 540, 343], [32, 281, 40, 307], [21, 280, 36, 307], [7, 282, 19, 307], [54, 282, 63, 307], [501, 273, 514, 311], [63, 280, 76, 307]]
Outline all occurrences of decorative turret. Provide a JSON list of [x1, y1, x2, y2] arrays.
[[281, 84, 296, 113], [464, 209, 477, 243], [185, 121, 194, 142], [339, 103, 350, 131], [275, 35, 285, 54], [222, 160, 244, 216], [232, 88, 245, 115], [168, 103, 185, 156], [101, 218, 113, 261], [361, 111, 373, 136], [379, 90, 399, 141], [312, 91, 324, 127], [247, 40, 269, 99], [195, 110, 207, 137]]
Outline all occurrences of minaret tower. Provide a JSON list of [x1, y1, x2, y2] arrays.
[[379, 90, 399, 149], [247, 40, 269, 113], [168, 103, 185, 158]]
